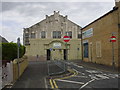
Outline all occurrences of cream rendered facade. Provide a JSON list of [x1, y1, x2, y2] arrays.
[[23, 11, 82, 61]]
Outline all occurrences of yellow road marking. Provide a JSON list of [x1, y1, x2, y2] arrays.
[[49, 79, 54, 88], [54, 69, 77, 80], [53, 80, 58, 88], [49, 69, 78, 89]]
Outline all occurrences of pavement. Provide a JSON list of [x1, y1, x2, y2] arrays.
[[69, 60, 120, 73], [12, 61, 48, 88]]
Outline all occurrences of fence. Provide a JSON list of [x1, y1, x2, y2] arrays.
[[2, 56, 28, 88], [2, 61, 13, 88], [0, 67, 2, 90], [47, 60, 67, 75]]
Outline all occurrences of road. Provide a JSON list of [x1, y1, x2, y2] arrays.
[[48, 61, 119, 89], [11, 60, 119, 89], [12, 61, 48, 88]]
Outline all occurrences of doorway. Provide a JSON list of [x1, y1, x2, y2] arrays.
[[84, 43, 89, 58], [47, 49, 51, 60], [64, 49, 67, 60]]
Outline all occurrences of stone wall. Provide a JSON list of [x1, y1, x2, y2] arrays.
[[25, 39, 82, 61]]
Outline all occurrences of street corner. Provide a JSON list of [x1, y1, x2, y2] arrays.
[[46, 68, 78, 89]]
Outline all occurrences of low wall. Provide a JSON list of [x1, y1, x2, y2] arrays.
[[13, 56, 28, 82], [2, 56, 28, 88]]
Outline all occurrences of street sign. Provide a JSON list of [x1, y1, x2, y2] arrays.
[[17, 37, 20, 47], [110, 36, 116, 42], [53, 43, 61, 48], [63, 36, 70, 42], [49, 48, 52, 51]]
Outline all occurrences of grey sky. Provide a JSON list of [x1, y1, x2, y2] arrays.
[[1, 1, 115, 44]]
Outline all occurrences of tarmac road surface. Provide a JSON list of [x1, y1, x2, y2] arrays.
[[48, 61, 119, 89], [12, 61, 48, 88]]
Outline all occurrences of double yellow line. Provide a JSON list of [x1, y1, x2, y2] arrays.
[[49, 79, 58, 88], [49, 69, 78, 89]]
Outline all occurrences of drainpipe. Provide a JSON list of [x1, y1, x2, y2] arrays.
[[81, 28, 84, 61], [118, 3, 120, 68]]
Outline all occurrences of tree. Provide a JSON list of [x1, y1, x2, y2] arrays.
[[2, 43, 26, 61]]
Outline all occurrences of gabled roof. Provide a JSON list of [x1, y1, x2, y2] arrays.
[[26, 11, 81, 30], [0, 35, 9, 43]]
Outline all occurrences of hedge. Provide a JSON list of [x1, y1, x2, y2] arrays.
[[2, 43, 25, 61]]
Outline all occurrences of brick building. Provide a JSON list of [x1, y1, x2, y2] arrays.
[[81, 1, 120, 67]]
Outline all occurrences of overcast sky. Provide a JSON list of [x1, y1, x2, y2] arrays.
[[1, 0, 115, 44]]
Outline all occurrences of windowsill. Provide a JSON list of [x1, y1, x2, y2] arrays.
[[84, 57, 89, 58]]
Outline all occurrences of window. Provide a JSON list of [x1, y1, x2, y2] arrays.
[[41, 31, 46, 38], [78, 34, 81, 39], [53, 31, 61, 38], [96, 41, 102, 57], [25, 33, 29, 38], [66, 31, 72, 38], [31, 33, 35, 38], [84, 43, 88, 58]]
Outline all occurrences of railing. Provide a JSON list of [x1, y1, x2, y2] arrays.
[[47, 60, 67, 76]]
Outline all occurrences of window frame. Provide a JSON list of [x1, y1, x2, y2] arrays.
[[41, 31, 46, 38], [96, 41, 102, 57], [31, 33, 35, 38], [65, 31, 72, 38], [53, 31, 61, 38]]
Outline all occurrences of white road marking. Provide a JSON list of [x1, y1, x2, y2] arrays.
[[80, 79, 95, 89], [86, 70, 103, 74], [73, 64, 83, 68], [44, 78, 48, 88], [73, 76, 88, 78], [102, 74, 119, 78], [89, 75, 100, 80], [81, 73, 85, 75], [56, 79, 84, 84], [95, 74, 109, 79]]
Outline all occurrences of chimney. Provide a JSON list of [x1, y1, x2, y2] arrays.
[[46, 15, 48, 19], [65, 15, 68, 19], [54, 11, 56, 14]]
